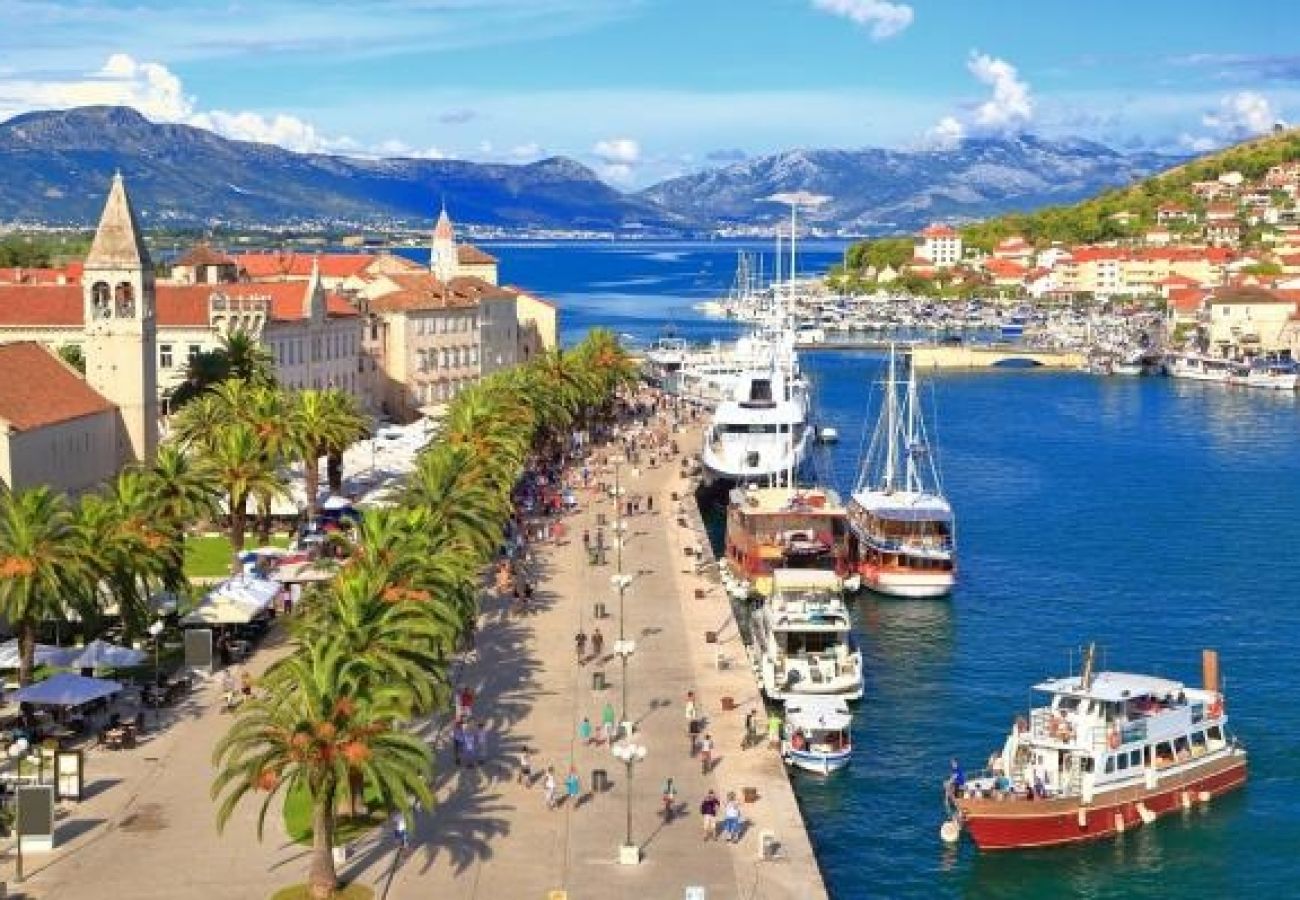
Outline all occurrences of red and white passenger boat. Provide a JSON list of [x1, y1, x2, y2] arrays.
[[946, 648, 1247, 850]]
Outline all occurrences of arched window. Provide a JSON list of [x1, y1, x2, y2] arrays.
[[91, 282, 111, 319], [115, 282, 135, 318]]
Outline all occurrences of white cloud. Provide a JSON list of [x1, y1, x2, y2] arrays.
[[509, 142, 544, 161], [926, 115, 966, 149], [599, 163, 636, 183], [0, 53, 453, 159], [967, 52, 1034, 130], [592, 138, 641, 164], [1202, 91, 1282, 137], [811, 0, 913, 40], [924, 51, 1034, 146]]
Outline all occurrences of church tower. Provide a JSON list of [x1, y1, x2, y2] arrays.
[[430, 203, 458, 283], [83, 173, 159, 465]]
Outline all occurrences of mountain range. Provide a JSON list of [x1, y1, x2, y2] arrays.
[[0, 106, 1186, 234]]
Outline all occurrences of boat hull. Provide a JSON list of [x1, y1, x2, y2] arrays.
[[784, 746, 852, 775], [859, 564, 954, 598], [957, 755, 1247, 851]]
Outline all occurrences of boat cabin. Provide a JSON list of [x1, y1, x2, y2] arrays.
[[725, 486, 850, 593], [976, 671, 1230, 801], [848, 492, 954, 572], [758, 569, 863, 700]]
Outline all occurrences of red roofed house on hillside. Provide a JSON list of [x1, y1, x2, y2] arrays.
[[1206, 286, 1297, 356], [991, 236, 1034, 265], [914, 224, 963, 268]]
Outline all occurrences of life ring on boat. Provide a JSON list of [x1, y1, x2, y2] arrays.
[[1108, 726, 1121, 750], [1209, 698, 1224, 719]]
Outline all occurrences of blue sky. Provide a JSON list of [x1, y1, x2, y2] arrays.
[[1, 0, 1296, 186]]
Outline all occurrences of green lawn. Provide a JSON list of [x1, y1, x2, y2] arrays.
[[283, 780, 386, 847], [184, 533, 290, 579]]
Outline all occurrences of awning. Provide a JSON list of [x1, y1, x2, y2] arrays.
[[68, 639, 146, 670], [181, 577, 280, 625], [0, 640, 77, 670], [10, 673, 122, 707]]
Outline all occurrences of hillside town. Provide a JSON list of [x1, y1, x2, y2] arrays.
[[850, 161, 1300, 360]]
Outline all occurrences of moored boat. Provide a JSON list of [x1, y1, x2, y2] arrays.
[[754, 568, 863, 702], [724, 485, 851, 598], [944, 646, 1247, 851], [847, 346, 955, 598], [781, 697, 853, 775]]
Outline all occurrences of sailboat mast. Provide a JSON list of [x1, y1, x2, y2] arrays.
[[775, 230, 783, 291], [905, 352, 919, 492], [883, 345, 898, 492]]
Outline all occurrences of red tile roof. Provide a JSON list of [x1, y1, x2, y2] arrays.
[[233, 252, 375, 280], [370, 274, 513, 312], [0, 342, 115, 432], [174, 244, 236, 267], [457, 244, 497, 265], [0, 267, 73, 285], [1167, 287, 1207, 311], [1210, 286, 1294, 305], [919, 224, 957, 238]]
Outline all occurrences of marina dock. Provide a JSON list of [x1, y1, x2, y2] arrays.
[[795, 339, 1085, 369]]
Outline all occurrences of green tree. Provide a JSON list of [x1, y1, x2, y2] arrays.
[[204, 423, 285, 567], [212, 639, 433, 900], [56, 344, 86, 374], [0, 487, 89, 685]]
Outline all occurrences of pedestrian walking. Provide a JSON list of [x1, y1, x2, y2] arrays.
[[700, 790, 720, 841], [699, 733, 714, 774], [767, 712, 783, 749], [451, 718, 464, 766], [744, 708, 757, 750], [647, 495, 654, 514], [578, 716, 594, 745], [661, 777, 678, 822], [575, 628, 588, 665], [475, 721, 489, 765], [590, 627, 604, 660], [543, 767, 558, 809], [518, 746, 533, 785], [601, 701, 618, 743], [582, 529, 591, 553], [457, 686, 474, 719], [723, 793, 742, 843], [565, 767, 581, 806], [461, 724, 477, 768], [393, 812, 410, 854]]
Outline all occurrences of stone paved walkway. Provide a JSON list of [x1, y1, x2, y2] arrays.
[[13, 417, 827, 900]]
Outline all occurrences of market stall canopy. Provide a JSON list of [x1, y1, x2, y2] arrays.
[[10, 673, 122, 707], [270, 560, 338, 584], [68, 639, 145, 670], [0, 640, 77, 670], [181, 577, 280, 626]]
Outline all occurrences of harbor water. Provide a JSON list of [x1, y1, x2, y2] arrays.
[[484, 240, 1300, 898]]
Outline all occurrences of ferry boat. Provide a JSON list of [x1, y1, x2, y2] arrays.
[[945, 647, 1247, 851], [701, 350, 812, 487], [754, 568, 863, 702], [781, 697, 853, 775], [1167, 352, 1232, 383], [847, 346, 955, 598], [723, 485, 853, 598]]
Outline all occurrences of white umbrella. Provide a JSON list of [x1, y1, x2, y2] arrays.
[[0, 639, 77, 669], [321, 495, 353, 512], [68, 639, 145, 670], [9, 673, 121, 707]]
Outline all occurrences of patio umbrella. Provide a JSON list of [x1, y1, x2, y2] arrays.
[[68, 639, 146, 670], [9, 673, 122, 707], [0, 639, 77, 670]]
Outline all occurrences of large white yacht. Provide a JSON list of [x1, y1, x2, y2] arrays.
[[700, 340, 812, 486], [848, 345, 955, 598], [754, 568, 863, 702]]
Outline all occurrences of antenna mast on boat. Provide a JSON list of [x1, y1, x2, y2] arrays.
[[1080, 642, 1097, 689], [905, 351, 920, 493], [884, 344, 898, 493]]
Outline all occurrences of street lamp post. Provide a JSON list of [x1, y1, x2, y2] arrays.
[[611, 741, 647, 865], [148, 620, 165, 686]]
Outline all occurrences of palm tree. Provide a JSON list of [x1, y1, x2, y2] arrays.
[[146, 446, 221, 590], [86, 472, 172, 638], [203, 423, 284, 567], [0, 487, 89, 684], [220, 330, 276, 386], [169, 392, 228, 452], [212, 638, 433, 900], [291, 390, 368, 517]]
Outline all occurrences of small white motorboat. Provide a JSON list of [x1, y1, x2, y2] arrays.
[[816, 426, 839, 444], [781, 697, 854, 775]]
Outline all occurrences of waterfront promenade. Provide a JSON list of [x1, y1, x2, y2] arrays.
[[14, 415, 825, 900]]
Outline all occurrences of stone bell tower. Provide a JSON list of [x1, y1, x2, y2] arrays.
[[430, 202, 457, 284], [83, 173, 159, 465]]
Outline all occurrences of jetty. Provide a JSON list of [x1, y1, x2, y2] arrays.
[[795, 339, 1084, 370]]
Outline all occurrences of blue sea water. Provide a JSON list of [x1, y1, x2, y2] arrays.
[[485, 241, 1300, 898]]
